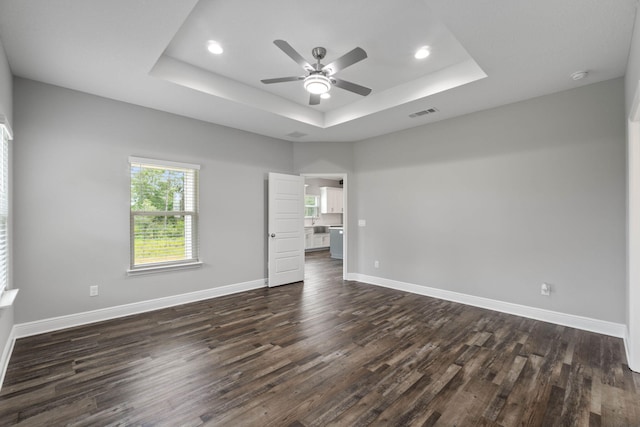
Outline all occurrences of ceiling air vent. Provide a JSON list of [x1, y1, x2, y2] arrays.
[[409, 108, 438, 118], [286, 131, 307, 138]]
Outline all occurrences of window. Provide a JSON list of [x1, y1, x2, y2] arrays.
[[129, 157, 200, 272], [305, 195, 319, 218], [0, 124, 8, 293]]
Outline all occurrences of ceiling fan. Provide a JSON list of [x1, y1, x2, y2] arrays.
[[261, 39, 372, 105]]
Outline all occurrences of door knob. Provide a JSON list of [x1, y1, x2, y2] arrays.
[[270, 233, 276, 238]]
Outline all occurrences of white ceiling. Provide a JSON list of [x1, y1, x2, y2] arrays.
[[0, 0, 637, 142]]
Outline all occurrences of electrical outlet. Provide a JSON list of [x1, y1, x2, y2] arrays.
[[89, 285, 99, 297], [541, 283, 550, 296], [374, 260, 379, 268], [358, 219, 366, 227]]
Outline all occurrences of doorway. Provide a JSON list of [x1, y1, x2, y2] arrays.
[[301, 173, 347, 281]]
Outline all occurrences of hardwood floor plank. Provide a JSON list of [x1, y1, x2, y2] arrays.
[[372, 363, 462, 425], [559, 363, 592, 427], [497, 353, 544, 426], [541, 385, 566, 426], [0, 250, 638, 426]]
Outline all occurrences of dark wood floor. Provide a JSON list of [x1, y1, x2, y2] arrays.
[[1, 251, 639, 426]]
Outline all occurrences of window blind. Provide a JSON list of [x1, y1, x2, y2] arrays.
[[129, 157, 199, 270], [0, 125, 9, 293]]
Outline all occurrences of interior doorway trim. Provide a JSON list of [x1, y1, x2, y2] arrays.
[[627, 80, 640, 372], [301, 173, 348, 281]]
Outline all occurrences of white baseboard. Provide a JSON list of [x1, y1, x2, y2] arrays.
[[0, 326, 16, 391], [625, 328, 640, 373], [624, 329, 632, 369], [347, 273, 626, 338], [13, 279, 267, 339]]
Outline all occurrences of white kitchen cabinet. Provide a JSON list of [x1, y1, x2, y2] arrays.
[[320, 187, 343, 214], [305, 228, 329, 250], [304, 228, 314, 249], [313, 233, 330, 248]]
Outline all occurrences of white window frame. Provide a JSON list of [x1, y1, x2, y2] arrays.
[[128, 156, 201, 274], [305, 194, 320, 218]]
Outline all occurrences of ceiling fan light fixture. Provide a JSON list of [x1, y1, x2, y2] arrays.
[[262, 40, 371, 105], [304, 74, 331, 94]]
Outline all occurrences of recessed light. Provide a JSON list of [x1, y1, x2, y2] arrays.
[[207, 40, 223, 55], [570, 70, 588, 81], [414, 46, 430, 59], [320, 93, 331, 99]]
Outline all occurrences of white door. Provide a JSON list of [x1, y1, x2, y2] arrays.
[[268, 172, 304, 287]]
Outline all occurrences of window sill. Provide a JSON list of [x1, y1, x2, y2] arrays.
[[127, 261, 203, 276], [0, 288, 18, 309]]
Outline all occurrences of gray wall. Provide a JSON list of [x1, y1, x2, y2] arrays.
[[0, 39, 13, 363], [0, 39, 11, 126], [13, 78, 293, 323], [6, 71, 630, 327], [352, 78, 626, 323], [293, 141, 354, 175], [625, 4, 640, 116]]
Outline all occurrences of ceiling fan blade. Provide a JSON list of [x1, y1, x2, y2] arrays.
[[261, 76, 304, 84], [273, 40, 313, 71], [322, 47, 367, 75], [309, 94, 320, 105], [332, 78, 372, 96]]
